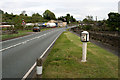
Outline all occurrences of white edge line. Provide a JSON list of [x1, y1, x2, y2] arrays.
[[21, 31, 63, 80], [39, 31, 62, 59], [21, 62, 36, 80]]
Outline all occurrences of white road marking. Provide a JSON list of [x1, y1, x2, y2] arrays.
[[1, 29, 57, 43], [1, 29, 62, 52], [22, 41, 27, 44], [2, 34, 34, 43], [22, 62, 37, 80], [22, 31, 63, 80], [0, 42, 22, 51]]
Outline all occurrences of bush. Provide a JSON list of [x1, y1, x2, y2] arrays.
[[83, 25, 92, 30]]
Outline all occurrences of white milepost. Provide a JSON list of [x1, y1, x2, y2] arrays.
[[81, 31, 89, 62], [36, 66, 42, 75], [81, 42, 87, 62], [36, 58, 42, 77]]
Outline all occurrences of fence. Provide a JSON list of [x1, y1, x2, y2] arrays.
[[70, 27, 120, 49]]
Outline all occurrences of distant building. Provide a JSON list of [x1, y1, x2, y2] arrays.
[[48, 20, 67, 27], [48, 20, 57, 23], [0, 22, 14, 28], [25, 23, 35, 26], [118, 1, 120, 14], [0, 25, 14, 28]]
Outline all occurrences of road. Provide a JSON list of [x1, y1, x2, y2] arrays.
[[2, 26, 75, 78]]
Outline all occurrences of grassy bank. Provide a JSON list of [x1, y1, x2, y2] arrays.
[[2, 28, 52, 41], [42, 31, 118, 78], [2, 30, 31, 41]]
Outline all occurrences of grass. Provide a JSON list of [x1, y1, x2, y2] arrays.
[[2, 28, 52, 41], [2, 30, 31, 40], [42, 31, 118, 78]]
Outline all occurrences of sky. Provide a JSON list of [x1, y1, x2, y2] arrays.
[[0, 0, 119, 20]]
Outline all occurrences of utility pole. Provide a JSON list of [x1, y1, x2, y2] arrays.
[[96, 16, 97, 22]]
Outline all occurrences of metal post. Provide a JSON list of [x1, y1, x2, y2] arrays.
[[81, 42, 87, 62], [36, 58, 42, 78]]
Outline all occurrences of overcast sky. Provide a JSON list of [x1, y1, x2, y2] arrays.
[[0, 0, 119, 20]]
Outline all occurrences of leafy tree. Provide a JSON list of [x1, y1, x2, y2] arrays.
[[66, 14, 71, 24], [0, 10, 4, 14], [43, 10, 56, 20], [31, 13, 43, 22], [58, 14, 76, 24], [86, 16, 93, 21], [25, 14, 27, 16], [58, 16, 66, 22], [83, 16, 94, 24], [83, 18, 89, 23], [107, 12, 120, 31]]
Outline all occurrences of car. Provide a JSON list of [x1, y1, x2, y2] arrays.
[[33, 27, 40, 32]]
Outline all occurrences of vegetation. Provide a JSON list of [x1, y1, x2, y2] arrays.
[[83, 16, 94, 24], [1, 11, 48, 29], [43, 10, 56, 20], [2, 28, 52, 40], [42, 31, 118, 78], [2, 30, 31, 40], [0, 9, 78, 31], [80, 13, 120, 31], [58, 14, 76, 24], [107, 12, 120, 31]]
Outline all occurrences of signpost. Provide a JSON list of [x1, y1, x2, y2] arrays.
[[22, 19, 26, 29], [81, 31, 89, 62]]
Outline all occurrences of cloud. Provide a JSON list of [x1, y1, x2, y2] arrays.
[[0, 0, 119, 20]]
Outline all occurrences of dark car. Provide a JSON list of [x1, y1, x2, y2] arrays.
[[33, 27, 40, 32]]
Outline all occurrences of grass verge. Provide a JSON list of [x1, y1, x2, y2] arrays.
[[42, 31, 118, 78], [2, 28, 52, 41]]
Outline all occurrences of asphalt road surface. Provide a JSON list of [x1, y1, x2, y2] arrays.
[[2, 26, 75, 79]]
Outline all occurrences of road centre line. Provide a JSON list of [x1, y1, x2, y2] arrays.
[[1, 29, 61, 52], [1, 28, 57, 43]]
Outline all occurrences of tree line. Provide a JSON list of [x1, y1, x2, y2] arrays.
[[81, 12, 120, 31], [0, 9, 76, 29], [1, 10, 57, 23]]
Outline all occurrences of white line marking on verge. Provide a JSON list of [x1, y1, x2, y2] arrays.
[[22, 62, 36, 80], [21, 31, 63, 80]]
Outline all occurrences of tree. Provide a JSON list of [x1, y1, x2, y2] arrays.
[[58, 16, 66, 22], [66, 14, 71, 24], [107, 12, 120, 31], [58, 14, 76, 24], [25, 14, 27, 16], [83, 16, 94, 24], [43, 10, 56, 20], [31, 13, 43, 23], [83, 18, 88, 22], [0, 10, 4, 14], [86, 16, 93, 21]]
